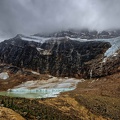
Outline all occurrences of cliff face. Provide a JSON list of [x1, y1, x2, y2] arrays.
[[0, 34, 114, 78]]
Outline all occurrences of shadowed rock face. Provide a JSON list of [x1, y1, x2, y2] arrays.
[[0, 35, 112, 78], [83, 53, 120, 78]]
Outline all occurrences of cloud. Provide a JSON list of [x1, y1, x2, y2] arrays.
[[0, 0, 120, 38]]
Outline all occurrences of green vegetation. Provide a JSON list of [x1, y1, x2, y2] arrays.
[[0, 95, 111, 120], [0, 96, 73, 120]]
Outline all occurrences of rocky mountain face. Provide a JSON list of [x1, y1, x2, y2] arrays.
[[0, 30, 120, 78]]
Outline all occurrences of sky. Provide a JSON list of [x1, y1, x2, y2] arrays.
[[0, 0, 120, 39]]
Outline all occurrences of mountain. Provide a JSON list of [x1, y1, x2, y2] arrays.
[[34, 29, 120, 39], [0, 30, 120, 120], [0, 30, 120, 79]]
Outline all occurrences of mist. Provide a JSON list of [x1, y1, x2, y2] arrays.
[[0, 0, 120, 39]]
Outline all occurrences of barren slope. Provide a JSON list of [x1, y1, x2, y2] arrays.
[[0, 107, 25, 120]]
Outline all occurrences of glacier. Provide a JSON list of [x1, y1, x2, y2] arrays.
[[93, 37, 120, 57]]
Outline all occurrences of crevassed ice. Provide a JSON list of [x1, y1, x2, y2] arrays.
[[93, 36, 120, 57]]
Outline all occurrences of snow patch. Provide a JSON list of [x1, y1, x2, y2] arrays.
[[19, 34, 92, 44], [19, 34, 51, 43], [0, 72, 9, 80], [102, 57, 107, 63], [31, 71, 40, 75]]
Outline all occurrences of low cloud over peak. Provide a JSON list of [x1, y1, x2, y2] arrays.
[[0, 0, 120, 38]]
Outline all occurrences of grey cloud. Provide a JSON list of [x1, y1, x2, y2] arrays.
[[0, 0, 120, 38]]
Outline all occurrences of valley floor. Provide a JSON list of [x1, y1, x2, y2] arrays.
[[0, 72, 120, 119]]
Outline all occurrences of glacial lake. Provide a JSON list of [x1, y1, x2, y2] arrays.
[[0, 88, 74, 98], [0, 77, 83, 98]]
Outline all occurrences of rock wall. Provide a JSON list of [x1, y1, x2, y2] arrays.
[[0, 37, 113, 78]]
